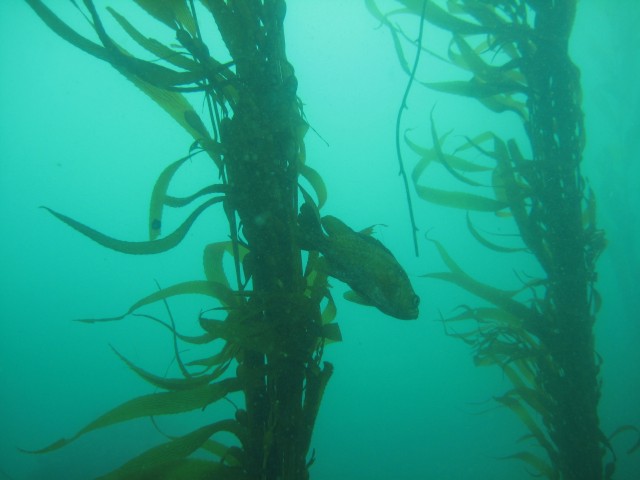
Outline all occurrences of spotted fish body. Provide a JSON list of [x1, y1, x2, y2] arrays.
[[299, 204, 420, 320]]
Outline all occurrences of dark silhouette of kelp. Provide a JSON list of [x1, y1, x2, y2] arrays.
[[368, 0, 638, 479]]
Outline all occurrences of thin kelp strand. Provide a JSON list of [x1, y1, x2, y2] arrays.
[[395, 0, 427, 257], [466, 212, 525, 253], [76, 280, 236, 323], [154, 279, 192, 379]]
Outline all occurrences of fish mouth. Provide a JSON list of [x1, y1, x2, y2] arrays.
[[403, 310, 420, 320], [390, 307, 419, 320]]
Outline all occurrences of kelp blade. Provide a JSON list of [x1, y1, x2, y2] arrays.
[[97, 421, 246, 480], [77, 280, 237, 323], [42, 197, 222, 255], [23, 379, 240, 454]]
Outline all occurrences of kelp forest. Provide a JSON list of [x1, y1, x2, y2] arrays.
[[8, 0, 638, 479]]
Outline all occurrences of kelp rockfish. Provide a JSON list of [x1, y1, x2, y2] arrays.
[[298, 203, 420, 320]]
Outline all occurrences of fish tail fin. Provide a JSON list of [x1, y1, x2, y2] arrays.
[[297, 202, 325, 251]]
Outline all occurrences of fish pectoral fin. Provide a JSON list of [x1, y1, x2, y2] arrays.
[[343, 290, 373, 306]]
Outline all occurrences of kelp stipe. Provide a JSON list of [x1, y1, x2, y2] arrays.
[[368, 1, 639, 479], [24, 1, 339, 479]]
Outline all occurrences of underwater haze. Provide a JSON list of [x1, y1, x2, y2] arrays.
[[1, 0, 639, 479]]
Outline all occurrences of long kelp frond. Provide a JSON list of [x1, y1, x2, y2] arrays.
[[42, 196, 223, 255], [22, 380, 241, 454]]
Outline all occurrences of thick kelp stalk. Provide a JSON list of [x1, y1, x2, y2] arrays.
[[213, 4, 309, 478], [523, 4, 603, 478], [368, 1, 612, 478], [25, 1, 333, 479], [212, 4, 317, 477]]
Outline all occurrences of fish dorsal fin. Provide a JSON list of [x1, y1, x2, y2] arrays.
[[322, 215, 395, 257], [358, 223, 386, 237]]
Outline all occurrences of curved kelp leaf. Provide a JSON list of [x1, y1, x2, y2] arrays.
[[479, 94, 528, 119], [200, 441, 244, 465], [299, 164, 328, 210], [490, 136, 549, 268], [450, 1, 510, 31], [427, 270, 530, 323], [301, 362, 334, 455], [494, 394, 556, 458], [149, 151, 226, 240], [407, 131, 490, 181], [452, 131, 496, 156], [82, 0, 204, 88], [111, 346, 229, 391], [132, 0, 196, 35], [25, 0, 113, 64], [429, 112, 483, 187], [186, 343, 238, 369], [122, 74, 221, 159], [423, 240, 533, 322], [149, 153, 192, 240], [165, 185, 229, 209], [55, 2, 223, 148], [77, 280, 237, 323], [380, 0, 490, 35], [28, 0, 203, 89], [415, 185, 506, 211], [466, 212, 525, 253], [203, 242, 248, 293], [422, 78, 524, 98], [97, 421, 246, 480], [448, 35, 526, 86], [364, 1, 412, 74], [43, 197, 223, 255], [107, 7, 199, 72], [498, 451, 556, 480], [421, 1, 490, 35], [27, 1, 223, 160], [444, 305, 523, 330], [199, 317, 280, 356], [500, 387, 551, 420], [22, 379, 241, 454], [102, 458, 246, 480]]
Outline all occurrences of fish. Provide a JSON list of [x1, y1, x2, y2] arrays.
[[298, 203, 420, 320]]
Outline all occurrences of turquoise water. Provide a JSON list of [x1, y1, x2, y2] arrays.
[[1, 1, 638, 479]]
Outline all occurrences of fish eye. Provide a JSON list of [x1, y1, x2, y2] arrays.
[[412, 295, 420, 307]]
